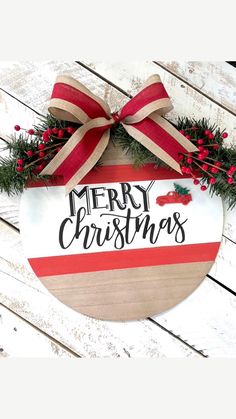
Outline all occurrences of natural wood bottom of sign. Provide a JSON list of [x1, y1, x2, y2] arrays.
[[41, 261, 212, 321]]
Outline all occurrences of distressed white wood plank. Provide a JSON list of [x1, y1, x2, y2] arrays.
[[0, 61, 236, 355], [0, 304, 73, 358], [156, 61, 236, 115], [0, 220, 197, 357]]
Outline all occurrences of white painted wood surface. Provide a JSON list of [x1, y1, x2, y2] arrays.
[[0, 61, 236, 357]]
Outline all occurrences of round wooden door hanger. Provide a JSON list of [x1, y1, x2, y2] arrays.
[[20, 156, 223, 321]]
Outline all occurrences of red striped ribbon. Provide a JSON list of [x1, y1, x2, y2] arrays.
[[41, 74, 197, 194]]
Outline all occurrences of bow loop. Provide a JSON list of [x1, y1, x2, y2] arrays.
[[41, 74, 198, 194], [48, 75, 111, 124], [119, 75, 173, 124]]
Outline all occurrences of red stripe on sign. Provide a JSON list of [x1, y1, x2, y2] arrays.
[[27, 164, 199, 188], [28, 242, 220, 277], [120, 83, 169, 119], [52, 83, 108, 119], [132, 117, 188, 162], [53, 125, 111, 182]]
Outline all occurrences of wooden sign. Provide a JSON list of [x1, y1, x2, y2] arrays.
[[20, 145, 223, 321]]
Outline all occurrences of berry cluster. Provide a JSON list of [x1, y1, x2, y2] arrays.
[[177, 126, 235, 191], [14, 124, 76, 175]]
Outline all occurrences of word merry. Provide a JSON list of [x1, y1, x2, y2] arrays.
[[68, 181, 155, 215]]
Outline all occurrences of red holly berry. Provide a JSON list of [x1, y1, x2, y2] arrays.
[[211, 167, 219, 174], [28, 129, 35, 135], [58, 129, 64, 138], [14, 125, 21, 131], [185, 135, 191, 140], [179, 130, 185, 135], [178, 154, 184, 161], [198, 153, 205, 160], [204, 130, 211, 136], [193, 179, 200, 185], [215, 162, 222, 167], [202, 164, 209, 171], [42, 132, 50, 142], [67, 127, 75, 135], [52, 127, 59, 135], [16, 166, 23, 172], [227, 178, 234, 184], [38, 143, 45, 150], [209, 178, 216, 184], [198, 146, 204, 152], [56, 147, 62, 153], [208, 133, 215, 140], [46, 128, 53, 135], [187, 157, 193, 164], [39, 151, 45, 158], [222, 132, 228, 139], [26, 150, 34, 158], [227, 169, 233, 177], [185, 167, 191, 174], [17, 158, 24, 165], [213, 144, 219, 150], [203, 149, 209, 157], [229, 166, 236, 173], [200, 185, 207, 191], [37, 163, 45, 172], [197, 139, 204, 145], [181, 166, 187, 173]]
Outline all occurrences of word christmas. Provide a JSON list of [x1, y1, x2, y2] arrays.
[[59, 181, 188, 250]]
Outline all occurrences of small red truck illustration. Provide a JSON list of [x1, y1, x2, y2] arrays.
[[156, 190, 192, 206]]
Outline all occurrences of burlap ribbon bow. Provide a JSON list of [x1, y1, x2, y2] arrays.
[[41, 74, 197, 194]]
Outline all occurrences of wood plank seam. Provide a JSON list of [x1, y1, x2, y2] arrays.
[[207, 274, 236, 297], [154, 61, 236, 117], [0, 87, 44, 117], [147, 317, 208, 357], [0, 302, 80, 357]]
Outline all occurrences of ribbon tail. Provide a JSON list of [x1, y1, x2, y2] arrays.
[[41, 118, 112, 195], [122, 114, 198, 174]]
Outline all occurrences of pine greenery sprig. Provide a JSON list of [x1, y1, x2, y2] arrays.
[[1, 114, 236, 209]]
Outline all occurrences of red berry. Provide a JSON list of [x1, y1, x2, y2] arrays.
[[42, 132, 50, 142], [179, 130, 185, 135], [37, 163, 45, 172], [181, 166, 187, 173], [222, 132, 228, 139], [39, 151, 45, 158], [204, 130, 211, 136], [17, 158, 24, 165], [198, 153, 205, 160], [201, 185, 207, 191], [178, 154, 184, 161], [67, 127, 75, 135], [38, 143, 45, 150], [193, 179, 200, 185], [185, 135, 191, 140], [229, 166, 236, 173], [187, 157, 192, 164], [14, 125, 21, 131], [213, 144, 219, 150], [202, 164, 209, 171], [28, 129, 35, 135], [208, 133, 215, 140], [197, 139, 204, 145], [198, 146, 204, 152], [56, 147, 62, 153], [26, 150, 34, 158], [52, 127, 59, 134], [227, 178, 234, 184], [46, 128, 53, 135], [16, 166, 23, 172], [227, 169, 233, 177], [215, 162, 222, 167], [58, 129, 64, 138], [203, 149, 209, 157], [185, 167, 191, 174], [211, 167, 218, 174], [209, 178, 216, 184]]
